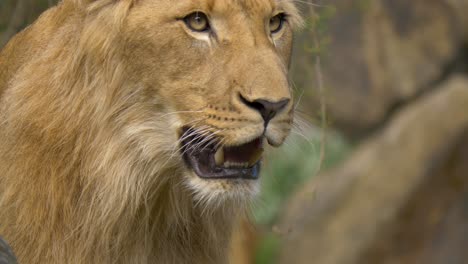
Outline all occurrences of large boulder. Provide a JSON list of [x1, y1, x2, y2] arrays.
[[0, 237, 16, 264], [279, 76, 468, 264], [292, 0, 467, 138], [362, 133, 468, 264]]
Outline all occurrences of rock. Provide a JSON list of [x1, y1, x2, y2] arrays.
[[361, 133, 468, 264], [0, 237, 17, 264], [446, 0, 468, 40], [278, 76, 468, 264], [292, 0, 465, 138]]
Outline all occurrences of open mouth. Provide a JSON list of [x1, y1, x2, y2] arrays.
[[180, 127, 264, 180]]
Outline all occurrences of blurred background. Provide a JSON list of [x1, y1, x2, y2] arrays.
[[2, 0, 468, 263]]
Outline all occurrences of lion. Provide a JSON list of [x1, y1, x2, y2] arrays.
[[0, 0, 302, 263]]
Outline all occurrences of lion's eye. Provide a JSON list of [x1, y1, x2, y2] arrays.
[[269, 13, 286, 34], [184, 12, 210, 32]]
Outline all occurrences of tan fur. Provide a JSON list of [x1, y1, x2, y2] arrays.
[[0, 0, 301, 263]]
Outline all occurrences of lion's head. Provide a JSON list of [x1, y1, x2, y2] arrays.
[[112, 0, 302, 201], [0, 0, 302, 262]]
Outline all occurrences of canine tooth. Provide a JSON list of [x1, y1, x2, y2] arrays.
[[214, 148, 224, 166], [248, 148, 264, 166]]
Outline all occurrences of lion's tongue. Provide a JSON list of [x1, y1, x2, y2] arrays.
[[222, 138, 263, 166]]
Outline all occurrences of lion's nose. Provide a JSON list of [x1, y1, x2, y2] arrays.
[[240, 95, 290, 125]]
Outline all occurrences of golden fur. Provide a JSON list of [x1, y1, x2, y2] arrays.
[[0, 0, 301, 263]]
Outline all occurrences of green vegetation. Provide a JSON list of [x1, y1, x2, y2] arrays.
[[255, 232, 282, 264]]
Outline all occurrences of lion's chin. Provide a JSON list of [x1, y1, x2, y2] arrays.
[[184, 170, 261, 204]]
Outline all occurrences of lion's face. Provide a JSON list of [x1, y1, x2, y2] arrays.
[[116, 0, 300, 200]]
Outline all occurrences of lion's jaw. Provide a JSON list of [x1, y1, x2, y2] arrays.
[[119, 0, 301, 202]]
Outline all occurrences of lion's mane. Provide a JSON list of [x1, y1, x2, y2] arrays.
[[0, 1, 244, 263]]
